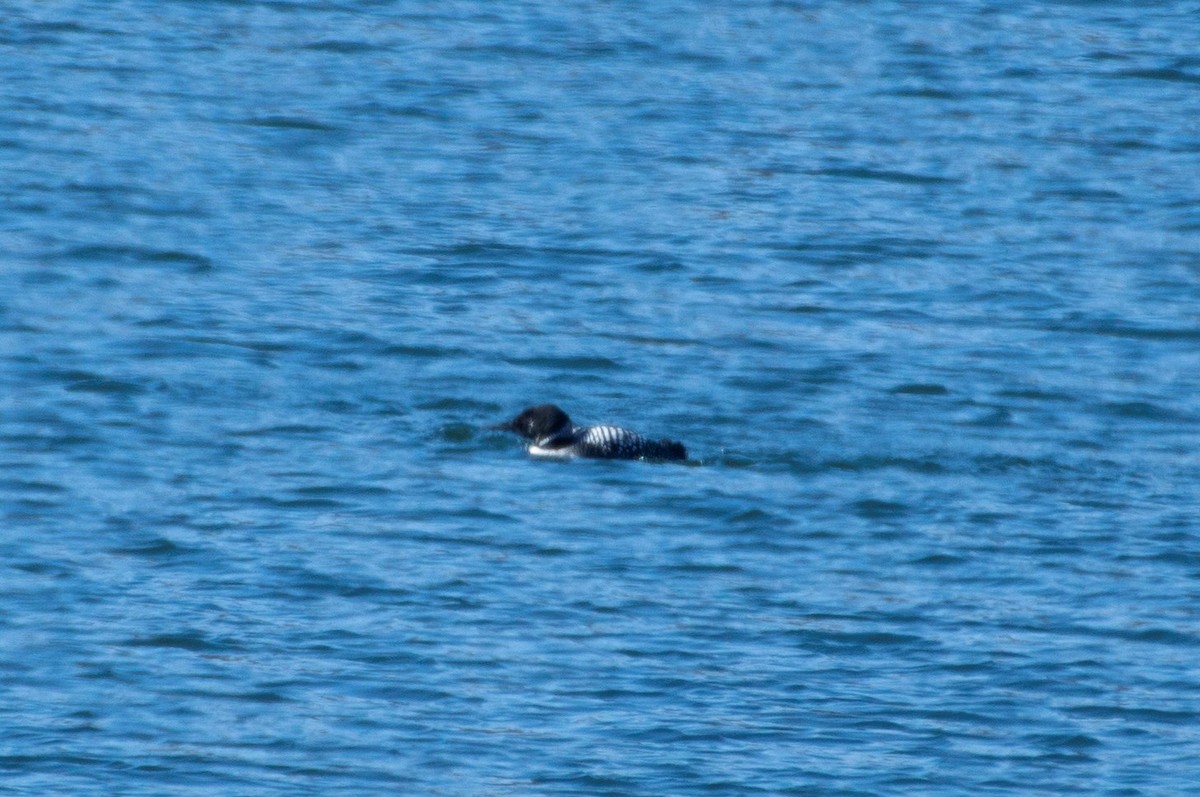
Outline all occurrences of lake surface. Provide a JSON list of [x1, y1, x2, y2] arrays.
[[3, 2, 1200, 794]]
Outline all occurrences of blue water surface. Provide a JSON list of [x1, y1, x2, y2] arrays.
[[3, 2, 1200, 795]]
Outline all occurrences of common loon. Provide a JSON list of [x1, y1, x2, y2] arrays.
[[495, 404, 687, 461]]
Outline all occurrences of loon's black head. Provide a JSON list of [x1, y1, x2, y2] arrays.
[[501, 404, 572, 443]]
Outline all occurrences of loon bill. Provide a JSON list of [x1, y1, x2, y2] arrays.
[[495, 404, 687, 461]]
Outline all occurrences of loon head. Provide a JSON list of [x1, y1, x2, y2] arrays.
[[499, 404, 573, 444]]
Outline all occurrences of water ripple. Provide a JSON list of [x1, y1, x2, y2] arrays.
[[4, 2, 1200, 795]]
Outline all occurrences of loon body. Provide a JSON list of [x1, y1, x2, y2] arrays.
[[496, 404, 687, 462]]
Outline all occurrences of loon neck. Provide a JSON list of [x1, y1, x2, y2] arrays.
[[536, 425, 577, 449]]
